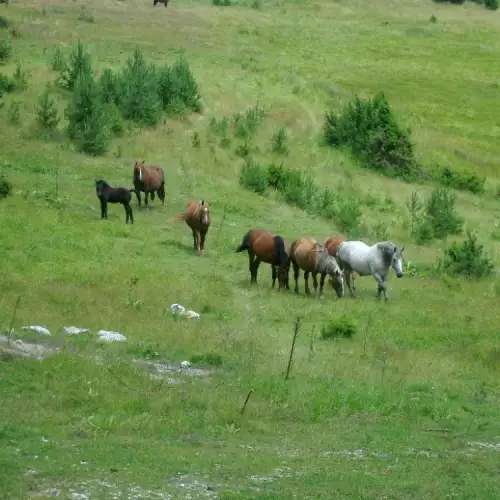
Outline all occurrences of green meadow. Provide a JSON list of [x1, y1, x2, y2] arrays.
[[1, 0, 500, 498]]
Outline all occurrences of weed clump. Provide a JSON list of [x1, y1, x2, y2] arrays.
[[439, 231, 494, 278], [434, 165, 485, 194], [321, 315, 357, 340], [190, 352, 223, 366], [0, 35, 12, 63], [324, 92, 418, 179]]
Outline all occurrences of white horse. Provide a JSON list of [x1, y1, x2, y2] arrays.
[[336, 241, 405, 301]]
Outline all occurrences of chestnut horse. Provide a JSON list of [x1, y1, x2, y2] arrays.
[[95, 180, 134, 224], [132, 160, 165, 210], [324, 234, 357, 290], [290, 237, 345, 298], [235, 229, 290, 291], [172, 200, 211, 256]]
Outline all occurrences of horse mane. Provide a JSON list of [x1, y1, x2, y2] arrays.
[[95, 179, 111, 189], [377, 241, 397, 266], [315, 245, 337, 274]]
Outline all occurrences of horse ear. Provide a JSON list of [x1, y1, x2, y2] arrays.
[[401, 245, 405, 252]]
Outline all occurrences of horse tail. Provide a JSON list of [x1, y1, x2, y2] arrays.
[[171, 211, 188, 222], [274, 235, 288, 267], [235, 231, 252, 253]]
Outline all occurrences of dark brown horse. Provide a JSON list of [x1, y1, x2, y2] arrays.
[[324, 234, 357, 289], [132, 160, 165, 210], [172, 200, 211, 256], [95, 180, 134, 224], [290, 237, 344, 298], [235, 229, 291, 291]]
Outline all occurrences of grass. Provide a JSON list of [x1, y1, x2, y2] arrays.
[[1, 0, 500, 497]]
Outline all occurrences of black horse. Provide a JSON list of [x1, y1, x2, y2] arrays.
[[95, 180, 134, 224]]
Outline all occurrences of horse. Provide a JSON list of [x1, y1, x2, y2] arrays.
[[324, 234, 358, 289], [172, 200, 211, 256], [153, 0, 169, 5], [235, 229, 291, 291], [289, 237, 344, 298], [336, 240, 405, 301], [132, 160, 165, 210], [95, 180, 134, 224]]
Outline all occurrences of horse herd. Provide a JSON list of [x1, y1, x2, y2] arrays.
[[95, 162, 406, 301]]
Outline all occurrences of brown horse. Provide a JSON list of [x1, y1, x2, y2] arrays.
[[235, 229, 290, 291], [132, 160, 165, 210], [324, 235, 357, 289], [290, 237, 345, 298], [172, 200, 211, 256]]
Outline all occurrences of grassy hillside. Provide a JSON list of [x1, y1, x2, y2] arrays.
[[1, 0, 500, 498]]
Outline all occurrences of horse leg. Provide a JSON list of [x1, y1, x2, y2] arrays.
[[135, 189, 142, 209], [318, 273, 326, 299], [150, 192, 155, 207], [192, 229, 198, 250], [271, 266, 277, 288], [248, 253, 257, 284], [345, 271, 356, 298], [312, 273, 319, 296], [252, 259, 261, 284], [127, 203, 134, 224], [304, 271, 311, 296], [144, 192, 150, 210], [373, 273, 388, 301], [200, 230, 207, 255], [100, 199, 107, 220], [159, 183, 166, 205], [292, 260, 300, 294]]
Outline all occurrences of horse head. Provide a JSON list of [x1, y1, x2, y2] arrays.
[[381, 242, 405, 278], [134, 160, 146, 182], [95, 179, 107, 196], [328, 257, 345, 298], [199, 200, 210, 226]]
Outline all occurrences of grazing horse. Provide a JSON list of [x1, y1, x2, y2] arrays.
[[336, 240, 405, 301], [172, 200, 211, 256], [324, 234, 358, 289], [289, 237, 344, 298], [235, 229, 291, 291], [95, 180, 134, 224], [132, 160, 165, 210]]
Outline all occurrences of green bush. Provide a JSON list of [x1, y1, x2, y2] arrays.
[[439, 231, 494, 279], [35, 87, 60, 130], [0, 35, 12, 63], [0, 174, 12, 199], [119, 46, 161, 126], [239, 160, 268, 195], [271, 126, 289, 154], [321, 315, 357, 340], [57, 41, 92, 91], [434, 166, 485, 194], [324, 92, 418, 178], [99, 68, 122, 107], [412, 187, 464, 244], [65, 70, 109, 155]]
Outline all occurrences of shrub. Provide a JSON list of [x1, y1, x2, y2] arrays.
[[239, 160, 268, 195], [0, 72, 13, 92], [0, 16, 9, 30], [213, 0, 231, 5], [280, 169, 314, 210], [51, 46, 66, 72], [57, 41, 92, 91], [119, 46, 161, 126], [0, 35, 12, 63], [440, 231, 494, 279], [11, 62, 27, 90], [65, 70, 109, 155], [423, 186, 464, 240], [271, 126, 289, 154], [35, 87, 60, 130], [157, 54, 202, 114], [0, 174, 11, 199], [435, 166, 485, 194], [99, 68, 122, 107], [324, 195, 363, 235], [324, 92, 418, 178], [321, 315, 357, 340], [7, 99, 20, 124]]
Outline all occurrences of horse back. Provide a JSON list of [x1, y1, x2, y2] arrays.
[[251, 230, 282, 265]]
